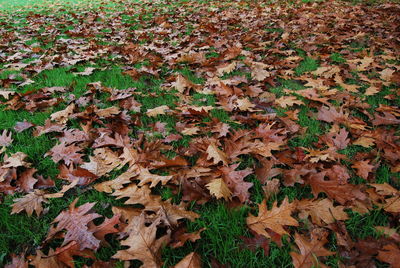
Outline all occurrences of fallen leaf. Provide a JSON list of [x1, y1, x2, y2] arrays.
[[246, 197, 298, 238], [206, 178, 232, 200]]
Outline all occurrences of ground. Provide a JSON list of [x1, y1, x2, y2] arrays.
[[0, 0, 399, 267]]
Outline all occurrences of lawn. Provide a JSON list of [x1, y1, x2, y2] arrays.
[[0, 0, 399, 267]]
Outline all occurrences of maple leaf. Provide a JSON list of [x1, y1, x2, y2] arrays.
[[174, 252, 202, 268], [290, 230, 334, 268], [46, 198, 101, 250], [206, 178, 232, 200], [352, 160, 374, 180], [377, 244, 400, 268], [206, 142, 228, 165], [246, 197, 298, 239], [297, 198, 348, 225], [113, 214, 170, 266], [0, 130, 13, 147], [12, 190, 47, 216], [47, 142, 83, 166]]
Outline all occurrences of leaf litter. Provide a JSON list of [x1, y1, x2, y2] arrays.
[[0, 0, 400, 267]]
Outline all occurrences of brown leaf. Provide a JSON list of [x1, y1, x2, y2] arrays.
[[146, 105, 170, 117], [14, 120, 35, 133], [54, 241, 95, 267], [220, 164, 253, 203], [171, 228, 205, 248], [12, 190, 47, 216], [5, 254, 28, 268], [352, 160, 374, 180], [112, 213, 170, 266], [297, 198, 348, 225], [18, 168, 38, 193], [377, 244, 400, 268], [0, 130, 13, 147], [206, 142, 228, 165], [47, 142, 83, 166], [3, 152, 30, 168], [46, 198, 101, 250], [246, 197, 298, 238], [372, 112, 400, 126], [174, 252, 202, 268], [240, 231, 270, 256], [290, 230, 334, 268], [206, 178, 232, 200]]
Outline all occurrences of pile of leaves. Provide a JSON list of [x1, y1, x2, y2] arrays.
[[1, 0, 400, 267]]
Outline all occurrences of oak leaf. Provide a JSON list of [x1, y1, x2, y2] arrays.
[[113, 214, 170, 267], [290, 230, 334, 268], [174, 252, 202, 268], [352, 160, 374, 180], [146, 105, 170, 117], [372, 112, 400, 126], [50, 103, 75, 124], [275, 96, 304, 108], [377, 244, 400, 268], [206, 178, 232, 200], [47, 142, 83, 166], [46, 198, 101, 250], [220, 164, 253, 203], [14, 120, 35, 133], [206, 143, 228, 165], [216, 62, 236, 77], [3, 152, 30, 168], [297, 198, 348, 225], [246, 197, 298, 238], [11, 190, 47, 216], [0, 130, 13, 147]]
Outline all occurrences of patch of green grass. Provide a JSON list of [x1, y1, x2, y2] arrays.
[[294, 56, 319, 76], [345, 210, 389, 240], [162, 202, 293, 267], [330, 53, 346, 64], [288, 106, 324, 148]]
